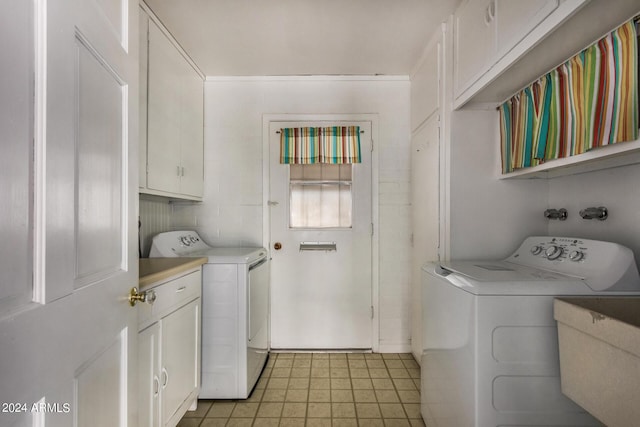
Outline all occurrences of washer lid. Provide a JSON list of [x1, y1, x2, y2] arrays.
[[436, 261, 596, 296], [189, 247, 267, 264], [440, 261, 582, 283]]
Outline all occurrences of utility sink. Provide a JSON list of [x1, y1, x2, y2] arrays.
[[554, 297, 640, 427]]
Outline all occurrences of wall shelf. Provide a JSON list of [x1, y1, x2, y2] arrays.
[[499, 138, 640, 179]]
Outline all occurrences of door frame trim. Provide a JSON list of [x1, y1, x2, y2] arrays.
[[262, 114, 380, 352]]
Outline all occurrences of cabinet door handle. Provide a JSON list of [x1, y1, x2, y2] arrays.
[[484, 1, 496, 25], [176, 286, 186, 293], [161, 367, 169, 389], [181, 166, 185, 177], [177, 166, 181, 177], [153, 375, 160, 397]]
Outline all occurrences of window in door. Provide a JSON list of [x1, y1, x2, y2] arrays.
[[289, 163, 352, 229]]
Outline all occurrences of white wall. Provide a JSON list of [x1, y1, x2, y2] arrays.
[[445, 107, 640, 267], [173, 76, 413, 351], [448, 109, 548, 260], [139, 196, 172, 257], [547, 163, 640, 268]]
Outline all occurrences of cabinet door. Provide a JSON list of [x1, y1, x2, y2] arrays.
[[454, 0, 497, 96], [147, 21, 182, 194], [179, 63, 204, 197], [495, 0, 558, 58], [139, 323, 161, 427], [161, 299, 200, 424]]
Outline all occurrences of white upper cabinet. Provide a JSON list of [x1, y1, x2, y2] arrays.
[[147, 20, 184, 195], [453, 0, 580, 106], [140, 9, 204, 200], [454, 0, 497, 98], [177, 63, 205, 197], [495, 0, 558, 58], [453, 0, 639, 108]]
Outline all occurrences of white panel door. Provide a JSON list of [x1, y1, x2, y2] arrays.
[[411, 39, 441, 132], [269, 121, 372, 349], [0, 0, 33, 315], [410, 115, 440, 361], [0, 0, 138, 425]]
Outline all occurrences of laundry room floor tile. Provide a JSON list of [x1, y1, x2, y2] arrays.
[[177, 353, 425, 427]]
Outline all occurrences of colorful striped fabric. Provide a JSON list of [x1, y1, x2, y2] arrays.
[[500, 19, 638, 174], [280, 126, 361, 164]]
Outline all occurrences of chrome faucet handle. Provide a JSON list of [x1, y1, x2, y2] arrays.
[[544, 208, 567, 221], [579, 207, 608, 220]]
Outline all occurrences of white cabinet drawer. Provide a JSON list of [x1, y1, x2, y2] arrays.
[[139, 270, 201, 328]]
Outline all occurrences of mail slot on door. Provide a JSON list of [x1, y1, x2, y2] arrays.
[[299, 242, 337, 252]]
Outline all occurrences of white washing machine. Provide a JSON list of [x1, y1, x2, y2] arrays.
[[150, 231, 269, 399], [421, 236, 640, 427]]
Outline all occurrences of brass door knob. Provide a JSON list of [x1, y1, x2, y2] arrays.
[[274, 242, 282, 250], [128, 287, 145, 306], [128, 287, 155, 306]]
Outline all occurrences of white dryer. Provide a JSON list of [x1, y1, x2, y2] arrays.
[[150, 231, 269, 399], [421, 236, 640, 427]]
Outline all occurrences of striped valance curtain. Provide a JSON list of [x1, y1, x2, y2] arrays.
[[280, 126, 361, 164], [499, 18, 639, 174]]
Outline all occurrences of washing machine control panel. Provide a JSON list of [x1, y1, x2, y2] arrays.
[[525, 237, 587, 263], [178, 233, 201, 247], [508, 235, 640, 284], [530, 245, 543, 255], [149, 230, 211, 257], [509, 236, 639, 291], [544, 245, 564, 260]]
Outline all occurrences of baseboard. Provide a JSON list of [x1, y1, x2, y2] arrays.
[[377, 342, 412, 353]]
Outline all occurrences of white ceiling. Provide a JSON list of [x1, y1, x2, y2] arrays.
[[143, 0, 462, 76]]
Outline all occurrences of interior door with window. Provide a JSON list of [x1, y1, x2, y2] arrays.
[[269, 121, 372, 349], [0, 0, 138, 425]]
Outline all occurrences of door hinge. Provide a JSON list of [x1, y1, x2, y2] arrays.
[[371, 139, 374, 152], [370, 306, 374, 319], [371, 223, 374, 236]]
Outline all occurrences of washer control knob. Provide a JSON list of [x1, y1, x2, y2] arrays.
[[180, 236, 190, 246], [569, 250, 584, 262], [530, 245, 543, 255], [545, 245, 563, 260]]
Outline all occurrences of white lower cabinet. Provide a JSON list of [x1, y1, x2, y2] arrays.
[[138, 270, 201, 427], [139, 322, 161, 427]]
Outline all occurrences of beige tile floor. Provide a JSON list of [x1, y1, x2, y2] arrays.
[[178, 352, 424, 427]]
